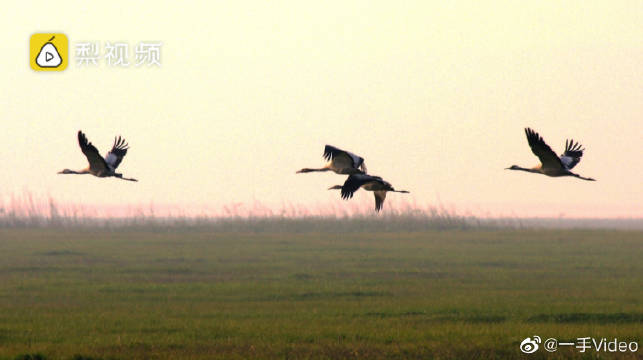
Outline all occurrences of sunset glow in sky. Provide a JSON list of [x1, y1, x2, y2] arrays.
[[2, 1, 641, 217]]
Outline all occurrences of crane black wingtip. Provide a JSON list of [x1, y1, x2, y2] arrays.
[[340, 191, 354, 200], [77, 131, 88, 146]]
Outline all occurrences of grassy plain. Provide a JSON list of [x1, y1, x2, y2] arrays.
[[0, 226, 641, 359]]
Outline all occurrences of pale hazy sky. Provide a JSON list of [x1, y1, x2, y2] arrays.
[[1, 1, 641, 217]]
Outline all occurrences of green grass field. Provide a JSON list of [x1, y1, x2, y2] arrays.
[[0, 227, 641, 359]]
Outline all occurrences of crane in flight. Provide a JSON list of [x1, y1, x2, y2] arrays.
[[506, 128, 595, 181], [58, 130, 138, 182], [297, 145, 367, 175], [329, 173, 409, 212]]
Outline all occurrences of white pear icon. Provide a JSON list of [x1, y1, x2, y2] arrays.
[[36, 36, 62, 68]]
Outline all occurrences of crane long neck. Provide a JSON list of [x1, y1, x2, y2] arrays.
[[60, 169, 90, 175], [510, 166, 539, 173], [298, 167, 330, 173]]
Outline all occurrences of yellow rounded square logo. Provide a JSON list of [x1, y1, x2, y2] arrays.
[[30, 33, 68, 71]]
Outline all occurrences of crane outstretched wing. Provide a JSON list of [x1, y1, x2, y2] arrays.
[[104, 136, 129, 171], [78, 131, 108, 173], [340, 174, 381, 200], [559, 139, 584, 170], [323, 145, 366, 173], [524, 128, 564, 170], [374, 191, 387, 212]]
